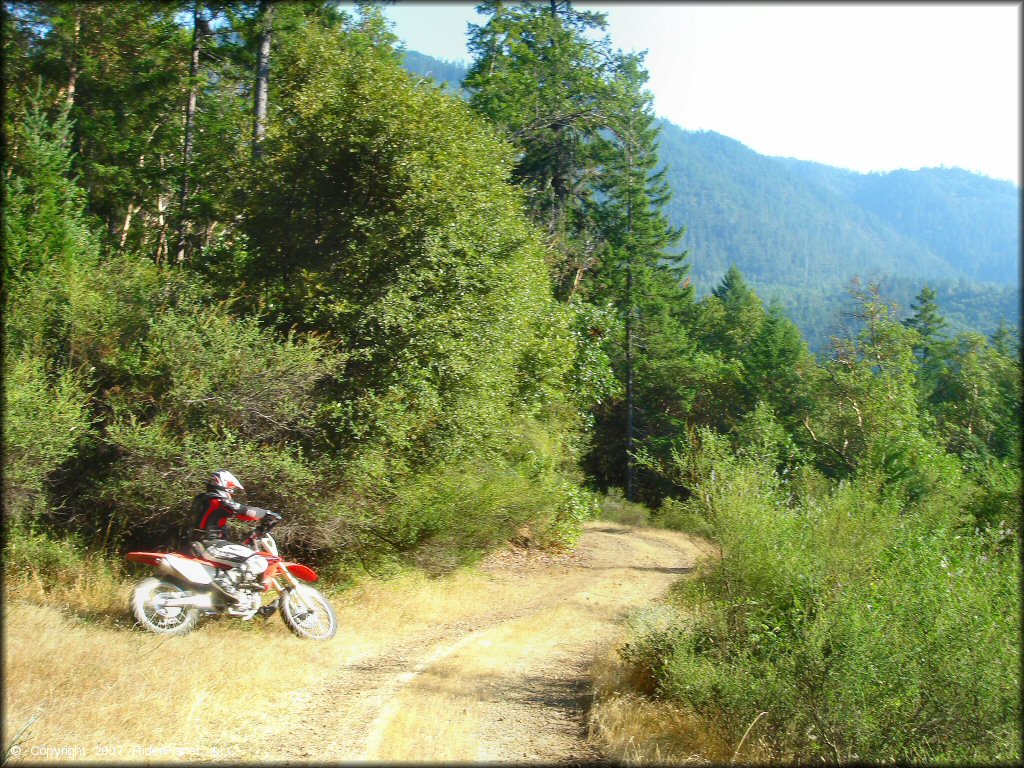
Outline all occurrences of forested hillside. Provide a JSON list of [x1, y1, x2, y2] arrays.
[[659, 126, 1020, 349], [781, 159, 1020, 284], [659, 125, 958, 286], [3, 3, 1019, 763], [404, 52, 1021, 351]]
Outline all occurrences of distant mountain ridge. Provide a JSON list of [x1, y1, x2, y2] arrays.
[[401, 51, 1021, 349]]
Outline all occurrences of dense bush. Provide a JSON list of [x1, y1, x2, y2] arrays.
[[2, 16, 600, 571], [2, 355, 94, 519], [625, 430, 1020, 763]]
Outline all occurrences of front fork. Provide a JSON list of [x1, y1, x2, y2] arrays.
[[270, 567, 315, 614]]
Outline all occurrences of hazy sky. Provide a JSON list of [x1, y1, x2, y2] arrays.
[[355, 2, 1020, 186]]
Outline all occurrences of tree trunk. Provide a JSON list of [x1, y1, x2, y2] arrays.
[[624, 143, 635, 502], [176, 1, 204, 263], [155, 153, 169, 265], [156, 193, 169, 265], [64, 9, 82, 109], [252, 0, 276, 161], [119, 202, 139, 248]]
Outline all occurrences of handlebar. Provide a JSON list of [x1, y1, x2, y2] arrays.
[[257, 516, 280, 533], [244, 515, 280, 546]]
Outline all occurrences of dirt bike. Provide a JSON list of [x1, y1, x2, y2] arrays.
[[125, 517, 336, 640]]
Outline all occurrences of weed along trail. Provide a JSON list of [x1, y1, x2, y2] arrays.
[[252, 521, 703, 763], [4, 522, 702, 764]]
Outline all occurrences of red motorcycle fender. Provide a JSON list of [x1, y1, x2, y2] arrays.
[[125, 551, 217, 585], [125, 552, 166, 567], [281, 562, 318, 582]]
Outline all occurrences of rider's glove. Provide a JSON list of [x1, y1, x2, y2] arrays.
[[264, 510, 283, 522]]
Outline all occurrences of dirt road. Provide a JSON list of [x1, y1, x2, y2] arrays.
[[236, 521, 704, 763]]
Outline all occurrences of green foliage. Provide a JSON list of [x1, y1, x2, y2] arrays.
[[962, 457, 1022, 536], [803, 284, 922, 478], [3, 524, 91, 584], [3, 93, 101, 366], [903, 284, 948, 344], [929, 331, 1022, 462], [635, 445, 1020, 763], [730, 401, 804, 474], [139, 302, 338, 442], [375, 456, 592, 571], [3, 94, 95, 284], [598, 489, 651, 527], [2, 355, 94, 519]]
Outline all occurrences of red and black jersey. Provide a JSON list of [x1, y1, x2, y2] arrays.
[[190, 491, 268, 541]]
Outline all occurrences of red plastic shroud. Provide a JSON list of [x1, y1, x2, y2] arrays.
[[124, 551, 318, 582]]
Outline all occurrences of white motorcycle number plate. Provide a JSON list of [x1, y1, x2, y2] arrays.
[[165, 553, 214, 584]]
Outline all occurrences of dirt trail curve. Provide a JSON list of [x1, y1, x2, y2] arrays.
[[248, 522, 705, 764]]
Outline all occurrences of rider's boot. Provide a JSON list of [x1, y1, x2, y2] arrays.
[[211, 571, 243, 603]]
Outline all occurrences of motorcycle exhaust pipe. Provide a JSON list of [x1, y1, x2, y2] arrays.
[[161, 594, 215, 609]]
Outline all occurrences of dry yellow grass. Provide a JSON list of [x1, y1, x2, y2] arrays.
[[2, 561, 534, 764], [3, 598, 341, 763], [587, 642, 737, 765], [587, 644, 716, 765], [5, 522, 710, 764]]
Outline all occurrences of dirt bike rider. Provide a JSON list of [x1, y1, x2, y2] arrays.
[[189, 470, 281, 602]]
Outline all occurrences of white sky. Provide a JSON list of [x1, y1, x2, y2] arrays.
[[353, 1, 1020, 186]]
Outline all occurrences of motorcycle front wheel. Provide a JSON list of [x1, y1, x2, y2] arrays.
[[131, 577, 201, 636], [280, 584, 337, 640]]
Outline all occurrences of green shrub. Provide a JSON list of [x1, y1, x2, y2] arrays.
[[963, 457, 1021, 536], [540, 482, 599, 547], [2, 355, 94, 519], [637, 446, 1020, 763], [4, 525, 90, 583], [382, 459, 562, 570], [598, 489, 651, 527], [653, 497, 710, 538], [140, 300, 338, 441]]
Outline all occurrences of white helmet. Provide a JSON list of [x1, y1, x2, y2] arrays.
[[207, 470, 244, 499]]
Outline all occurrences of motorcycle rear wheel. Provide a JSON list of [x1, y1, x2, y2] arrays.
[[280, 584, 337, 640], [131, 577, 201, 636]]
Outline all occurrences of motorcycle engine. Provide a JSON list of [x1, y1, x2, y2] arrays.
[[225, 590, 262, 617]]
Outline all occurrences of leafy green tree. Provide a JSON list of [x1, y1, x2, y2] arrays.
[[3, 93, 99, 365], [804, 283, 922, 480], [227, 18, 587, 486], [930, 332, 1021, 461], [741, 299, 813, 429], [466, 1, 627, 288]]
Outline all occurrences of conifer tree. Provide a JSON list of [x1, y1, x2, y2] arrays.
[[903, 285, 948, 347], [741, 299, 811, 426], [587, 52, 688, 499], [466, 0, 621, 287], [903, 284, 951, 402]]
